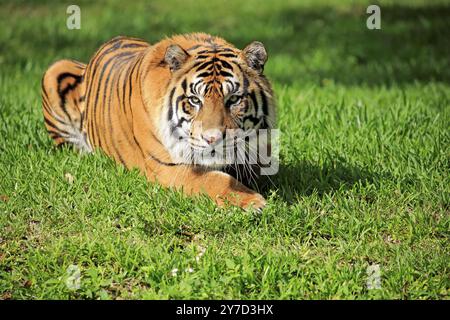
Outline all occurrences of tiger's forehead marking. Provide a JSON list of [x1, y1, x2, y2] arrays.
[[185, 43, 241, 97]]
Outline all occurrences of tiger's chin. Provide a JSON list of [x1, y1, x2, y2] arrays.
[[183, 148, 228, 169], [167, 143, 234, 170]]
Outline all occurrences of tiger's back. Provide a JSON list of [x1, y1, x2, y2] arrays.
[[42, 36, 151, 169]]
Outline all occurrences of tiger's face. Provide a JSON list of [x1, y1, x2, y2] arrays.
[[161, 39, 275, 168]]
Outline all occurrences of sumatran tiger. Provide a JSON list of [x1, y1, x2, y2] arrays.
[[41, 33, 276, 210]]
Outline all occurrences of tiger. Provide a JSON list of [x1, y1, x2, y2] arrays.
[[41, 33, 276, 210]]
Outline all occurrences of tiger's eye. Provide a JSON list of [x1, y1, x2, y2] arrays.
[[228, 95, 241, 105], [188, 96, 201, 106]]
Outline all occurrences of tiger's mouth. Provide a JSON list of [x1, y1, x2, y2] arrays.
[[187, 137, 210, 150], [167, 127, 266, 169], [184, 136, 250, 168]]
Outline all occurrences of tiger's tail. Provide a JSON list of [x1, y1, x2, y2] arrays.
[[41, 59, 91, 152]]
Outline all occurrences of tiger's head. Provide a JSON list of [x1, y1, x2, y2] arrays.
[[160, 35, 275, 169]]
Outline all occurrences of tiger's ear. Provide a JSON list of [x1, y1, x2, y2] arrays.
[[164, 44, 189, 72], [242, 41, 267, 74]]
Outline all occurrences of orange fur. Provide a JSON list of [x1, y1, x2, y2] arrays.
[[41, 33, 275, 209]]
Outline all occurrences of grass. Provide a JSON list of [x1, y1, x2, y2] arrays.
[[0, 0, 449, 299]]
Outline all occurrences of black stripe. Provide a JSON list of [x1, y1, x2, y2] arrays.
[[79, 111, 84, 131], [121, 57, 134, 114], [256, 82, 269, 117], [85, 41, 119, 148], [57, 72, 82, 121], [114, 56, 137, 148], [167, 87, 176, 121], [106, 55, 131, 165], [44, 118, 71, 136], [189, 83, 196, 95], [243, 76, 249, 94], [132, 134, 181, 167], [176, 117, 188, 128], [219, 70, 233, 78], [91, 51, 132, 150], [147, 153, 182, 167], [249, 91, 258, 110], [197, 71, 212, 78], [47, 129, 68, 138], [194, 80, 203, 94], [41, 79, 50, 101], [175, 94, 185, 115], [219, 59, 233, 70], [218, 53, 238, 58], [195, 61, 213, 72], [42, 102, 71, 127], [122, 43, 147, 49], [242, 114, 260, 126], [218, 48, 235, 52]]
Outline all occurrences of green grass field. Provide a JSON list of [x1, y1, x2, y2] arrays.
[[0, 0, 449, 299]]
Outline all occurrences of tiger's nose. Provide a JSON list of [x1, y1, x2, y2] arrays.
[[201, 129, 224, 145]]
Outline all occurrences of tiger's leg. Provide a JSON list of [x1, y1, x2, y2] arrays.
[[146, 162, 266, 210], [41, 59, 91, 152], [132, 112, 266, 210]]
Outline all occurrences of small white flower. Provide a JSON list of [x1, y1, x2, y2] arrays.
[[65, 264, 81, 290], [171, 268, 179, 277], [366, 264, 381, 289], [195, 245, 206, 263], [64, 173, 75, 184]]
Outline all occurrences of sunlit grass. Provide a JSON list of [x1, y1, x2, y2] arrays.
[[0, 0, 448, 299]]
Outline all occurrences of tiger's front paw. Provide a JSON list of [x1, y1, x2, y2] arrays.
[[217, 192, 266, 211], [241, 192, 267, 212]]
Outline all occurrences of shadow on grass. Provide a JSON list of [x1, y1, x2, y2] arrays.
[[258, 159, 379, 204]]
